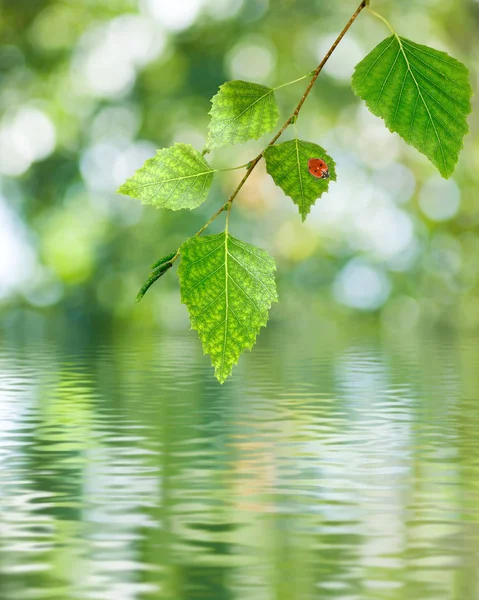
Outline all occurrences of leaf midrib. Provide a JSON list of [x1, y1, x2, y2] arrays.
[[220, 231, 229, 382], [122, 170, 214, 189], [404, 37, 446, 172], [294, 138, 305, 216], [386, 35, 447, 172], [214, 233, 266, 381]]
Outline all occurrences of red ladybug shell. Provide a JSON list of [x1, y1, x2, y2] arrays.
[[308, 158, 329, 179]]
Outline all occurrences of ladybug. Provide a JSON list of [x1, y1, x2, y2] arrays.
[[308, 158, 329, 179]]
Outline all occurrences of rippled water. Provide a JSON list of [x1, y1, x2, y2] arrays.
[[1, 325, 478, 600]]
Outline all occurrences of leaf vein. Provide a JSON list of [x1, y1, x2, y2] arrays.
[[375, 48, 401, 110], [228, 274, 263, 317], [356, 37, 396, 88], [209, 89, 273, 144], [227, 251, 272, 294], [395, 36, 447, 173], [196, 290, 225, 319], [184, 262, 225, 293]]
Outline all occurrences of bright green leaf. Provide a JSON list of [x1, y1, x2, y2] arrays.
[[178, 232, 278, 383], [352, 35, 472, 178], [205, 81, 279, 151], [264, 139, 336, 221], [118, 143, 214, 210]]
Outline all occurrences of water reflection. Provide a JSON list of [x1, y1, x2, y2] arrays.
[[0, 328, 478, 599]]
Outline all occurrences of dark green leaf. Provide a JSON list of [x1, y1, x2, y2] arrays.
[[151, 251, 177, 270], [136, 262, 173, 302], [352, 35, 472, 178], [264, 139, 336, 221]]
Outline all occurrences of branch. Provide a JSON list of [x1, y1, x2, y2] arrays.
[[199, 2, 366, 230], [165, 0, 367, 268]]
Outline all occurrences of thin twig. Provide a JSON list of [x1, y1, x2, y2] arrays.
[[169, 0, 367, 264]]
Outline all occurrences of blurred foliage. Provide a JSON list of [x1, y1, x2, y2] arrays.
[[0, 0, 478, 333]]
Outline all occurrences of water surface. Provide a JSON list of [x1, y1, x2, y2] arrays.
[[1, 324, 478, 599]]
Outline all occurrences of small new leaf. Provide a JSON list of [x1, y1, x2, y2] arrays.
[[118, 143, 214, 210], [352, 35, 472, 178], [205, 81, 279, 151], [136, 262, 173, 303], [264, 140, 336, 221], [179, 232, 278, 383], [151, 251, 177, 270]]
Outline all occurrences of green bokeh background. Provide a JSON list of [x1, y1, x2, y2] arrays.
[[0, 0, 478, 334], [1, 5, 479, 598]]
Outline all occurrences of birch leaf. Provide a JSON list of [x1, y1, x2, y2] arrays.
[[118, 143, 214, 210], [352, 35, 472, 178], [205, 80, 279, 151], [264, 139, 336, 221], [179, 232, 278, 383]]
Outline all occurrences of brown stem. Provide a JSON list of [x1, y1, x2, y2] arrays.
[[170, 0, 367, 263], [290, 1, 368, 122]]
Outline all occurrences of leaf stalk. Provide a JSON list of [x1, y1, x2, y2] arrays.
[[273, 73, 311, 91], [367, 6, 396, 34]]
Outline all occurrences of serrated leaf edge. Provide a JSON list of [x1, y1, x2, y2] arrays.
[[117, 142, 215, 210], [205, 81, 279, 151], [352, 35, 472, 178], [264, 139, 337, 221], [178, 232, 278, 383]]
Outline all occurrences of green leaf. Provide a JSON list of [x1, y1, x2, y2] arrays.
[[205, 81, 279, 151], [118, 143, 214, 210], [264, 139, 337, 221], [352, 35, 472, 178], [178, 232, 278, 383], [151, 250, 177, 269], [136, 262, 173, 303]]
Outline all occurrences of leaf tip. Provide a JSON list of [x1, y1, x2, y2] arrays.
[[117, 183, 129, 196]]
